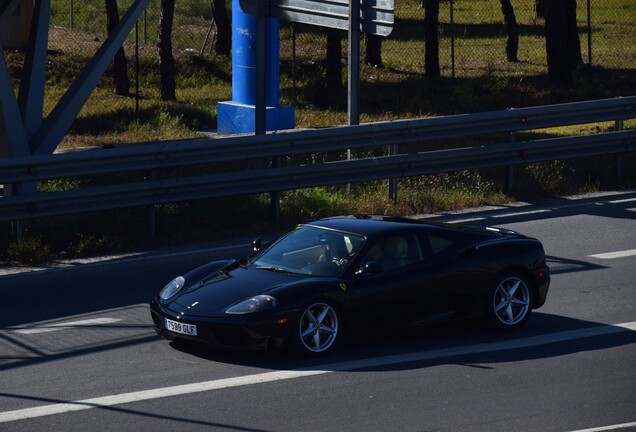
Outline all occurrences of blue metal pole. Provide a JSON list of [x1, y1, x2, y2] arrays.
[[217, 0, 294, 134]]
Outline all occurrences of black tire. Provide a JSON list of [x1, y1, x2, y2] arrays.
[[294, 301, 341, 355], [487, 273, 533, 329]]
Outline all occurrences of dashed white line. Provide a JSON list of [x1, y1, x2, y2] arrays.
[[589, 249, 636, 260], [492, 209, 551, 218], [1, 321, 635, 424], [608, 197, 636, 204], [12, 318, 122, 335]]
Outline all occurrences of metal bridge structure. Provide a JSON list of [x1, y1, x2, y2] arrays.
[[0, 0, 150, 162]]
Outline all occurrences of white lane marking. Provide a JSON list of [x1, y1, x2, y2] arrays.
[[12, 318, 122, 335], [492, 209, 551, 218], [446, 217, 486, 224], [568, 421, 636, 432], [434, 207, 553, 224], [589, 249, 636, 260], [609, 197, 636, 204], [432, 194, 636, 225], [1, 321, 635, 424]]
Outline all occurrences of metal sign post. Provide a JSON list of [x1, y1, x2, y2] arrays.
[[238, 0, 394, 218], [348, 0, 360, 127], [240, 0, 392, 128], [255, 0, 280, 219], [255, 0, 266, 136]]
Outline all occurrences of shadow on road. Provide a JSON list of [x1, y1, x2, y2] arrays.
[[0, 312, 633, 430], [166, 313, 636, 374], [546, 255, 607, 275]]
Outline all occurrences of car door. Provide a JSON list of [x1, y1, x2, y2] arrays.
[[415, 231, 486, 319], [348, 233, 448, 328]]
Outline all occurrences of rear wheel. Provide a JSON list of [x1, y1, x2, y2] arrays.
[[487, 273, 533, 329], [296, 301, 340, 354]]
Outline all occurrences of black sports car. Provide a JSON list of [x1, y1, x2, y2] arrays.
[[150, 215, 550, 355]]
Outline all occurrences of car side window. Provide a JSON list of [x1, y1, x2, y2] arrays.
[[361, 234, 423, 271], [428, 235, 454, 255], [416, 233, 466, 263]]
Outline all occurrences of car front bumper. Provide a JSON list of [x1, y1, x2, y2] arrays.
[[150, 299, 295, 350]]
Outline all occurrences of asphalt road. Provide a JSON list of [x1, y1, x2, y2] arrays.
[[1, 191, 635, 432]]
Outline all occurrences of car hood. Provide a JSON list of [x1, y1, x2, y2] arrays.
[[167, 264, 303, 316]]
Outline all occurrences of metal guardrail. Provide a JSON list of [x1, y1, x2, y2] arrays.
[[1, 96, 635, 183], [0, 97, 635, 222]]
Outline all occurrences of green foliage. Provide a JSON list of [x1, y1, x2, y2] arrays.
[[7, 237, 52, 265], [154, 195, 272, 242], [66, 234, 122, 258], [397, 171, 507, 213], [522, 161, 575, 196], [38, 178, 88, 192], [281, 188, 351, 221], [157, 108, 185, 128], [177, 0, 213, 20]]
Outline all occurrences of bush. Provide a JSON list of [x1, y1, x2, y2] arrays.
[[7, 237, 52, 265]]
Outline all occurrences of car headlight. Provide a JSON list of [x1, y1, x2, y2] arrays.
[[226, 295, 279, 314], [159, 276, 186, 300]]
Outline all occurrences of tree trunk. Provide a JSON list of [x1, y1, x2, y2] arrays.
[[211, 0, 231, 56], [105, 0, 130, 96], [326, 29, 344, 97], [545, 0, 583, 87], [424, 0, 440, 79], [364, 34, 383, 67], [565, 0, 584, 69], [534, 0, 545, 19], [158, 0, 176, 101], [500, 0, 519, 62]]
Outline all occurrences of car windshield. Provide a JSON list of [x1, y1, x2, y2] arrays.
[[252, 225, 365, 276]]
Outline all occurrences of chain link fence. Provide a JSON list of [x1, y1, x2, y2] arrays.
[[2, 0, 634, 131]]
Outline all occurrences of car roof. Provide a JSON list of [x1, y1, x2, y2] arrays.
[[306, 215, 458, 238], [306, 215, 522, 240]]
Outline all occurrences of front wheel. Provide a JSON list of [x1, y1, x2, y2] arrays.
[[295, 301, 340, 354], [487, 273, 533, 329]]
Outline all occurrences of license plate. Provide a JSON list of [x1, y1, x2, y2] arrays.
[[164, 318, 197, 336]]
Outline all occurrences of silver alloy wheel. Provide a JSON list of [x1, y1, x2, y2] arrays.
[[298, 302, 339, 353], [492, 276, 531, 326]]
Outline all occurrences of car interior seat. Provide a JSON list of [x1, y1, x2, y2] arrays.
[[383, 236, 409, 269]]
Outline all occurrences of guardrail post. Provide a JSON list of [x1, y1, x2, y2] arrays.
[[504, 131, 515, 195], [271, 156, 280, 221], [388, 143, 398, 203], [146, 169, 156, 237], [614, 119, 624, 179], [5, 183, 31, 243], [11, 220, 23, 243], [3, 184, 23, 243]]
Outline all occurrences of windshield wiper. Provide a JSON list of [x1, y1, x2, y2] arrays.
[[255, 266, 290, 273]]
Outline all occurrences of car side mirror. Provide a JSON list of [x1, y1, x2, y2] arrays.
[[252, 238, 262, 252], [355, 261, 384, 276]]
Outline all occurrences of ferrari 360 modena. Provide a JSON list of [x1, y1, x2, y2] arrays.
[[150, 215, 550, 355]]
